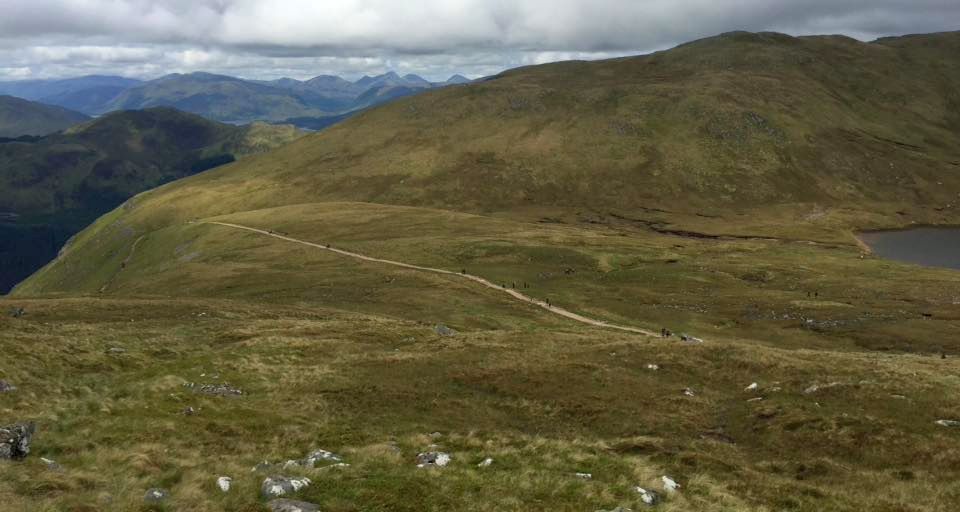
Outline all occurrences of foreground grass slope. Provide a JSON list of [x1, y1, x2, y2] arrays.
[[1, 298, 958, 511]]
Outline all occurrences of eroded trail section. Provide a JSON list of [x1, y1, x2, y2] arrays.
[[204, 221, 658, 337]]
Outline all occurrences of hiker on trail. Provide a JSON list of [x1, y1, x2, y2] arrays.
[[462, 269, 466, 274], [546, 298, 551, 306]]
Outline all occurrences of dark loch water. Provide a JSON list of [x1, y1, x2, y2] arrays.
[[858, 227, 960, 270]]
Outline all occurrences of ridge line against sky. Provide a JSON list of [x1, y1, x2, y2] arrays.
[[1, 0, 958, 81]]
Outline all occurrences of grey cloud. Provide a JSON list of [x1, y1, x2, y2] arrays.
[[0, 0, 957, 80]]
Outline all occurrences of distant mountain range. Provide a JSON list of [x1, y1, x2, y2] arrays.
[[0, 71, 473, 129], [0, 95, 90, 137]]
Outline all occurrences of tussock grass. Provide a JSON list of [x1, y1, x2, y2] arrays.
[[1, 298, 959, 510]]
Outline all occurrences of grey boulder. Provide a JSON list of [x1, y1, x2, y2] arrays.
[[268, 499, 321, 512], [261, 476, 311, 498], [0, 422, 35, 460], [434, 324, 457, 336]]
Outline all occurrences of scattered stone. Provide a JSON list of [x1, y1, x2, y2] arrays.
[[891, 394, 907, 400], [746, 397, 764, 402], [216, 476, 232, 493], [598, 507, 633, 512], [0, 380, 16, 393], [645, 364, 660, 371], [416, 451, 451, 468], [301, 448, 342, 467], [105, 347, 126, 355], [182, 406, 197, 416], [267, 498, 321, 512], [8, 307, 24, 318], [477, 457, 494, 467], [143, 488, 169, 503], [261, 476, 311, 498], [935, 419, 960, 427], [429, 431, 443, 439], [574, 472, 593, 479], [635, 486, 662, 506], [679, 334, 704, 344], [661, 476, 680, 493], [40, 457, 64, 472], [274, 448, 344, 470], [0, 422, 35, 460], [804, 382, 841, 394], [195, 383, 243, 397], [745, 382, 759, 392], [682, 388, 696, 397], [434, 324, 457, 337]]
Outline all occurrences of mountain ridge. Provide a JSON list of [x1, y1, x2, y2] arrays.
[[0, 95, 90, 137]]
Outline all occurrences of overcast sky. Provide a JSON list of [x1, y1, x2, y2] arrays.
[[1, 0, 958, 81]]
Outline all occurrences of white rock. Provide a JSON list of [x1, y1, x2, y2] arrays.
[[683, 388, 695, 397], [477, 457, 494, 467], [416, 451, 452, 468], [635, 486, 661, 505], [645, 364, 659, 371], [216, 476, 232, 493], [745, 382, 758, 392], [575, 472, 592, 479], [936, 419, 960, 427], [290, 478, 310, 492], [661, 475, 680, 493]]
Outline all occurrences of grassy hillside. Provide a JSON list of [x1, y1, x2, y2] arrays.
[[6, 31, 960, 511], [0, 96, 90, 137], [0, 108, 302, 292]]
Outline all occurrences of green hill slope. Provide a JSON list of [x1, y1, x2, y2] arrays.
[[0, 107, 302, 292], [0, 95, 90, 137], [17, 30, 960, 343], [5, 31, 960, 512]]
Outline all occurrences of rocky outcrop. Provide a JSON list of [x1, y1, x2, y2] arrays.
[[0, 422, 35, 460], [261, 476, 311, 498]]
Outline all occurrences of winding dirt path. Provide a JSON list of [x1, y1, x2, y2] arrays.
[[99, 234, 145, 293], [204, 221, 659, 337]]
